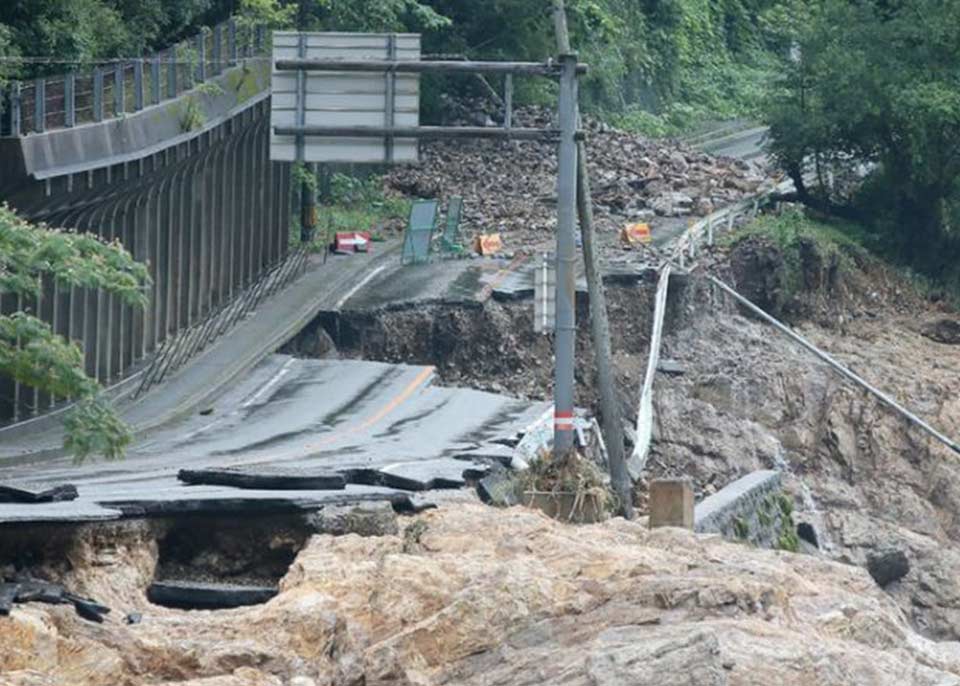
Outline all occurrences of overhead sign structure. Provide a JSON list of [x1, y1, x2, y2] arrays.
[[270, 32, 421, 163]]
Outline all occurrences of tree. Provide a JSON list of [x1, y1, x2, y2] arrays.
[[765, 0, 960, 276], [0, 205, 150, 461]]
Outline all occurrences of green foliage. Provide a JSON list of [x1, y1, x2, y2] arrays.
[[310, 172, 410, 251], [728, 209, 868, 302], [0, 205, 149, 461], [0, 0, 223, 79], [237, 0, 296, 30], [764, 0, 960, 284], [733, 516, 750, 540]]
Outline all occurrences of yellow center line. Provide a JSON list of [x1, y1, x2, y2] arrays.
[[302, 365, 436, 450]]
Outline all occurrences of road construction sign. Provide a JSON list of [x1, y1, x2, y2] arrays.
[[474, 233, 503, 256], [621, 222, 652, 246]]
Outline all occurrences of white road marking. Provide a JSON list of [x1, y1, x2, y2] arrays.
[[335, 264, 387, 310], [241, 357, 297, 409]]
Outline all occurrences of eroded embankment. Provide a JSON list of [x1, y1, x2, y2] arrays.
[[7, 502, 960, 685]]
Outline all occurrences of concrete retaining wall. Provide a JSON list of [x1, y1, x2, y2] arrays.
[[694, 470, 797, 550]]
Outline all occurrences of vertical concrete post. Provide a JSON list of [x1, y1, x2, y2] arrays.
[[553, 54, 578, 456], [648, 479, 695, 529]]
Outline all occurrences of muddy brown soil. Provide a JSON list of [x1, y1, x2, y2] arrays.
[[312, 280, 659, 422], [650, 236, 960, 641]]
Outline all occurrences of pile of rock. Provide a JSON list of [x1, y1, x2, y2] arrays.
[[384, 107, 767, 249]]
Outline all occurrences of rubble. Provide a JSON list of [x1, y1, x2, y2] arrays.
[[385, 108, 768, 253]]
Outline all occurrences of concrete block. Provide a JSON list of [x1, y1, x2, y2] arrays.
[[695, 470, 785, 548], [649, 478, 694, 529]]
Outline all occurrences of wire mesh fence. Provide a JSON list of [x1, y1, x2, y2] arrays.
[[1, 18, 266, 136]]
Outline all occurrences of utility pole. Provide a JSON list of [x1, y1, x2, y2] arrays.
[[297, 0, 316, 244], [553, 53, 578, 460], [551, 0, 633, 518]]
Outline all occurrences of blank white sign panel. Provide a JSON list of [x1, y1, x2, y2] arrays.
[[270, 32, 421, 163]]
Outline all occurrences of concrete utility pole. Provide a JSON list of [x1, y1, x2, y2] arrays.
[[553, 53, 579, 458], [551, 0, 634, 518]]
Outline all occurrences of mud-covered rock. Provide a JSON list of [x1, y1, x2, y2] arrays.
[[6, 504, 960, 685], [921, 318, 960, 344]]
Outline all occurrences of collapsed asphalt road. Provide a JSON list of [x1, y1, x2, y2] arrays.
[[0, 356, 548, 524]]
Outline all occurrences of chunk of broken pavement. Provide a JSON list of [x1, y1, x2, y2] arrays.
[[304, 501, 399, 537]]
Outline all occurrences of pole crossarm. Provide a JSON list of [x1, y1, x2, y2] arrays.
[[273, 125, 585, 141], [274, 58, 588, 77]]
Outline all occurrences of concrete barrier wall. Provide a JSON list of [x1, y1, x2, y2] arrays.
[[694, 470, 797, 550]]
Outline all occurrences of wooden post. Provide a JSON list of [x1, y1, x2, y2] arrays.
[[552, 0, 633, 518], [648, 479, 695, 529]]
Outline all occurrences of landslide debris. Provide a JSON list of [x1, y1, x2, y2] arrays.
[[384, 107, 769, 252], [648, 230, 960, 641], [6, 503, 960, 685]]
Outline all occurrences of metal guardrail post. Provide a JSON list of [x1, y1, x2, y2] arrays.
[[212, 25, 222, 74], [196, 33, 206, 83], [114, 64, 125, 116], [151, 57, 161, 104], [64, 73, 76, 127], [93, 67, 104, 121], [9, 82, 21, 136], [34, 78, 46, 133], [167, 50, 177, 98], [134, 59, 144, 110], [228, 19, 238, 65], [504, 74, 513, 129]]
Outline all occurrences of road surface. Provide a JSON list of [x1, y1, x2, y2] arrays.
[[0, 356, 547, 523]]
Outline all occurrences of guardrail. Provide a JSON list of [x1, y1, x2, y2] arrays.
[[1, 18, 268, 136], [668, 178, 795, 267]]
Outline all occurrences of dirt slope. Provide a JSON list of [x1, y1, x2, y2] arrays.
[[649, 235, 960, 640]]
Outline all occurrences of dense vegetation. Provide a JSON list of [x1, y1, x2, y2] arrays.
[[0, 206, 150, 460], [1, 0, 796, 133], [765, 0, 960, 292]]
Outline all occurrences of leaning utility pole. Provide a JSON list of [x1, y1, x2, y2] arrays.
[[551, 0, 634, 518]]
